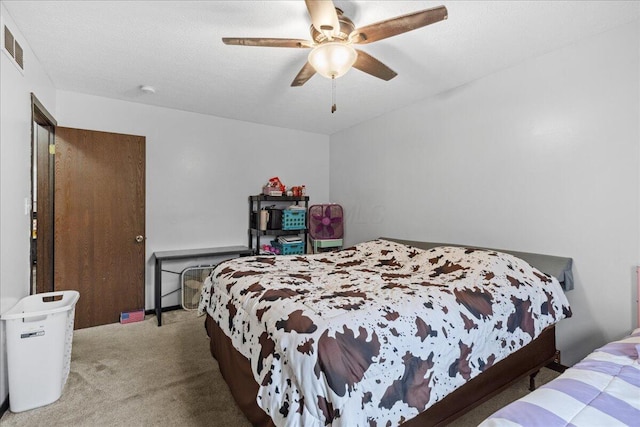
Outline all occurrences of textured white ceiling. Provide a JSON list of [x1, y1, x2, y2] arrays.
[[3, 1, 638, 135]]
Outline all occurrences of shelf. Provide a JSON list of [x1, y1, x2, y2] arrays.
[[250, 228, 307, 236], [248, 194, 309, 255], [249, 195, 309, 202]]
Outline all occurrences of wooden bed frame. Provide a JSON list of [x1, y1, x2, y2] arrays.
[[203, 238, 572, 425], [205, 315, 560, 426]]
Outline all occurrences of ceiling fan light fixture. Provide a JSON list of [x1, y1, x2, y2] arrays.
[[308, 42, 357, 79]]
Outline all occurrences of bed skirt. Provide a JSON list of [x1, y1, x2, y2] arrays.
[[205, 314, 558, 426]]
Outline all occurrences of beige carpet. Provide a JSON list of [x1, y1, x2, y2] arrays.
[[0, 310, 559, 426]]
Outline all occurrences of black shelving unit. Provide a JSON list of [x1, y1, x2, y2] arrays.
[[248, 195, 309, 254]]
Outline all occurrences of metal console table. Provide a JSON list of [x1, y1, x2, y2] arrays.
[[153, 245, 252, 326]]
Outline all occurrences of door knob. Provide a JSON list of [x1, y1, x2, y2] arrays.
[[135, 235, 144, 243]]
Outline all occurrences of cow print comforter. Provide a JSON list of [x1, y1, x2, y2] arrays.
[[198, 239, 572, 427]]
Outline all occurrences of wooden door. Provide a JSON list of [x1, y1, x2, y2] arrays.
[[54, 127, 145, 329]]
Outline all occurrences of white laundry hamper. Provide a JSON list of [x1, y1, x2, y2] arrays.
[[1, 290, 79, 412]]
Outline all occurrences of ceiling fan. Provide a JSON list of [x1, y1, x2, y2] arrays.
[[222, 1, 448, 89]]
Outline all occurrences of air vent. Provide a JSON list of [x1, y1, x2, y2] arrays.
[[14, 40, 23, 69], [3, 24, 24, 71], [4, 25, 14, 57]]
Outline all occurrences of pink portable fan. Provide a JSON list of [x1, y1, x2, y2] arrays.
[[308, 204, 344, 253]]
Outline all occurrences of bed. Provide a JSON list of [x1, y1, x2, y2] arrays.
[[198, 238, 573, 426], [480, 328, 640, 426]]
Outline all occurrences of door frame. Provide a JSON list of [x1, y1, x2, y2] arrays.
[[30, 93, 56, 294]]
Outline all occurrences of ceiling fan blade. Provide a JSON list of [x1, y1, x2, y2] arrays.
[[305, 0, 340, 37], [291, 61, 317, 87], [353, 50, 397, 81], [351, 5, 448, 45], [222, 38, 312, 48]]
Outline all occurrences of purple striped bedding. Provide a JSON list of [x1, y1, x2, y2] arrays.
[[480, 328, 640, 427]]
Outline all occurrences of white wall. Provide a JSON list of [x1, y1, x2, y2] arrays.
[[55, 91, 330, 308], [330, 21, 639, 365], [0, 2, 57, 408]]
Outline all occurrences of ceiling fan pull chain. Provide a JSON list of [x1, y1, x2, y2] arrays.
[[331, 76, 337, 114]]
